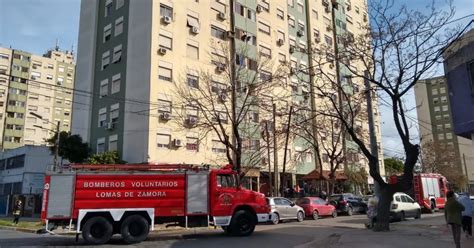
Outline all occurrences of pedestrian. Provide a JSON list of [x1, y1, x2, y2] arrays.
[[445, 190, 465, 248], [320, 190, 327, 201], [458, 192, 474, 238], [12, 200, 23, 225], [365, 195, 378, 229]]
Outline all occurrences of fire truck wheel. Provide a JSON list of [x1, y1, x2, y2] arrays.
[[415, 209, 421, 219], [229, 210, 256, 236], [82, 216, 113, 245], [120, 215, 150, 244]]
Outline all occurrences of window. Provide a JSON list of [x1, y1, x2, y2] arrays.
[[442, 105, 448, 112], [112, 44, 122, 63], [277, 30, 285, 41], [158, 99, 172, 113], [158, 65, 172, 82], [441, 96, 448, 103], [110, 103, 119, 123], [437, 124, 443, 131], [288, 0, 294, 7], [259, 1, 270, 11], [157, 133, 171, 148], [446, 133, 453, 139], [440, 87, 446, 94], [100, 79, 108, 97], [445, 123, 451, 129], [187, 15, 200, 28], [58, 66, 65, 73], [105, 0, 113, 17], [260, 70, 272, 81], [306, 152, 313, 163], [30, 71, 41, 80], [211, 26, 226, 40], [212, 140, 226, 153], [258, 21, 271, 35], [438, 133, 444, 140], [97, 138, 106, 153], [433, 98, 439, 104], [277, 8, 284, 20], [186, 137, 199, 151], [102, 51, 110, 70], [322, 153, 329, 162], [115, 16, 124, 36], [324, 35, 333, 46], [278, 53, 286, 63], [434, 106, 440, 112], [98, 108, 107, 127], [235, 2, 244, 16], [187, 74, 199, 88], [109, 135, 118, 151], [0, 53, 9, 60], [312, 9, 318, 19], [111, 73, 121, 94], [247, 9, 256, 21], [159, 33, 172, 50], [259, 45, 271, 58], [217, 174, 237, 188], [186, 43, 199, 60], [46, 74, 53, 80], [288, 16, 295, 27], [160, 4, 173, 19], [116, 0, 124, 9], [432, 88, 438, 95], [297, 2, 304, 13]]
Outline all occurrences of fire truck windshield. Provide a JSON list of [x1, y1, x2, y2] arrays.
[[217, 174, 237, 188]]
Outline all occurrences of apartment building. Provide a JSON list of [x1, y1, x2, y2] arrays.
[[0, 47, 75, 150], [73, 0, 384, 191], [415, 76, 474, 191]]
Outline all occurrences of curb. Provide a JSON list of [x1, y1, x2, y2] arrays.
[[0, 225, 45, 234]]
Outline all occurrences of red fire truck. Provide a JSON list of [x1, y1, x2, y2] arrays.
[[41, 164, 270, 244], [413, 173, 448, 212]]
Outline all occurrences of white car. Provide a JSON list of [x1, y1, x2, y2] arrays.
[[266, 197, 305, 224], [390, 192, 421, 221]]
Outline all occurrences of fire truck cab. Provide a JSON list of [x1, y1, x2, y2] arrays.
[[41, 164, 270, 244]]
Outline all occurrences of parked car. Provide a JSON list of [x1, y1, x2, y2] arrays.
[[267, 197, 305, 224], [390, 192, 421, 221], [328, 193, 367, 216], [296, 197, 337, 220]]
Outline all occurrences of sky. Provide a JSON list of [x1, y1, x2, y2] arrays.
[[0, 0, 472, 159]]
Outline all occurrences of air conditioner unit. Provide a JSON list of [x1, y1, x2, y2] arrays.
[[347, 4, 352, 11], [162, 16, 172, 24], [326, 25, 332, 32], [290, 67, 297, 74], [187, 116, 198, 125], [218, 12, 227, 20], [322, 0, 329, 6], [173, 139, 182, 147], [158, 48, 167, 55], [216, 64, 226, 73], [191, 26, 200, 34], [277, 39, 284, 46], [329, 63, 334, 69], [289, 46, 295, 53], [325, 6, 331, 13], [256, 5, 263, 13], [218, 93, 227, 102], [160, 112, 171, 120], [297, 30, 305, 37]]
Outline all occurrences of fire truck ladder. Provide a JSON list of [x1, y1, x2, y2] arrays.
[[413, 177, 421, 202]]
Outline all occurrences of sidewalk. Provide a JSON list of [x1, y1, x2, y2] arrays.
[[329, 215, 474, 248]]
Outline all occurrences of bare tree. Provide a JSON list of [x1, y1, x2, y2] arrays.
[[173, 41, 288, 178], [307, 0, 463, 231], [421, 139, 467, 190]]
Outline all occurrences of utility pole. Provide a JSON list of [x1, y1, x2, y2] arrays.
[[265, 121, 273, 196], [229, 0, 237, 172], [281, 105, 293, 196], [54, 121, 60, 172], [273, 102, 279, 197]]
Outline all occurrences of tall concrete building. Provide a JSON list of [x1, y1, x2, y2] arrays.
[[73, 0, 384, 191], [0, 47, 75, 150], [414, 76, 474, 189]]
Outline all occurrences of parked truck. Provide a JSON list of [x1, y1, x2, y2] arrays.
[[389, 173, 448, 212], [41, 164, 270, 244]]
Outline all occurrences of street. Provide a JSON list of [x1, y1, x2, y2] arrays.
[[1, 213, 472, 247]]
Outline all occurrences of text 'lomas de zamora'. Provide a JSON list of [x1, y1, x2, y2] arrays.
[[82, 181, 180, 198]]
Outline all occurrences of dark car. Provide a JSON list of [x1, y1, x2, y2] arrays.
[[328, 193, 367, 216]]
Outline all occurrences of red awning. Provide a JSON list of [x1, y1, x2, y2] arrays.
[[302, 170, 348, 180]]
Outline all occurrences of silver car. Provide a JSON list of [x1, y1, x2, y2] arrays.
[[267, 197, 305, 224]]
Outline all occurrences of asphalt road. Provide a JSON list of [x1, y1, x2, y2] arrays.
[[0, 214, 448, 247]]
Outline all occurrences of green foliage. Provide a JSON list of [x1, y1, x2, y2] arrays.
[[86, 151, 126, 164], [384, 157, 404, 175], [47, 131, 90, 163]]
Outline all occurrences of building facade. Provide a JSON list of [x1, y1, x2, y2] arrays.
[[0, 146, 57, 216], [415, 76, 474, 190], [73, 0, 384, 191], [0, 47, 75, 150], [443, 29, 474, 140]]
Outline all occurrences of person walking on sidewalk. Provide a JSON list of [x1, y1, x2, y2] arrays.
[[445, 191, 465, 248], [12, 200, 23, 225], [458, 192, 474, 238]]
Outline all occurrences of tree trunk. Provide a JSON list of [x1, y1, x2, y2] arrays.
[[374, 185, 394, 232], [329, 177, 336, 195]]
